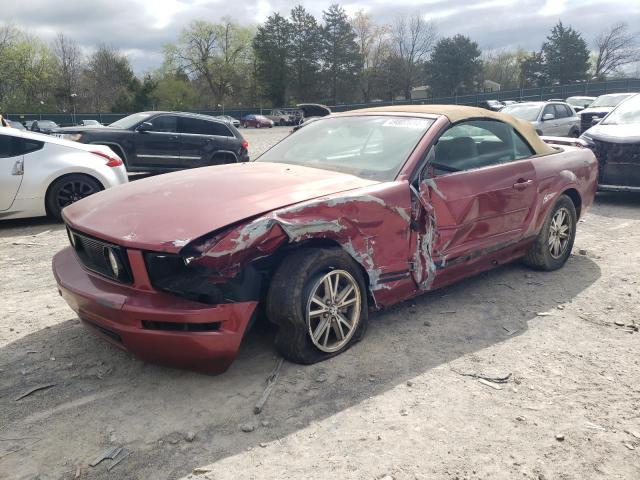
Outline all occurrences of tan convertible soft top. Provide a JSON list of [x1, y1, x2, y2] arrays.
[[347, 104, 555, 155]]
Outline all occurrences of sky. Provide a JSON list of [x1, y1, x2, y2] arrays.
[[4, 0, 640, 74]]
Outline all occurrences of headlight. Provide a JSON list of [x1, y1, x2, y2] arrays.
[[105, 248, 120, 277], [62, 133, 83, 142]]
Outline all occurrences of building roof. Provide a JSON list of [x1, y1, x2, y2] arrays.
[[345, 104, 555, 155]]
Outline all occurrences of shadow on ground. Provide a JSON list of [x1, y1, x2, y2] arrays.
[[0, 253, 600, 479]]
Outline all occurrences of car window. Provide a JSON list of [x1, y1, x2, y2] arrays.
[[542, 105, 555, 118], [427, 120, 534, 176], [501, 104, 542, 121], [553, 105, 568, 119], [179, 117, 234, 137], [148, 115, 177, 133], [209, 122, 233, 137], [0, 134, 15, 158]]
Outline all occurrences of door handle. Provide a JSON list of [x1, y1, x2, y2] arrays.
[[513, 179, 533, 190], [168, 135, 178, 140]]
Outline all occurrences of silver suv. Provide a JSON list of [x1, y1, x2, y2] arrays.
[[501, 101, 580, 137]]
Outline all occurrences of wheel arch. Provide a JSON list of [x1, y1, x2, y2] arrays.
[[90, 142, 128, 166], [561, 187, 582, 219], [44, 172, 105, 216]]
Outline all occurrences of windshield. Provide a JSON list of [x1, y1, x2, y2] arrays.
[[109, 112, 152, 129], [602, 94, 640, 125], [501, 104, 542, 121], [256, 115, 434, 181], [590, 94, 633, 108], [566, 97, 592, 107]]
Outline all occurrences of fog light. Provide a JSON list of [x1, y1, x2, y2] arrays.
[[106, 248, 120, 277]]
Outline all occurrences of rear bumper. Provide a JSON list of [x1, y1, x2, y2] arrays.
[[52, 247, 257, 374]]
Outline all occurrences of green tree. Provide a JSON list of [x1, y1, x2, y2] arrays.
[[542, 21, 590, 84], [427, 35, 482, 96], [481, 48, 527, 90], [288, 6, 322, 102], [253, 13, 291, 106], [321, 4, 361, 104], [150, 68, 197, 110], [519, 50, 547, 87]]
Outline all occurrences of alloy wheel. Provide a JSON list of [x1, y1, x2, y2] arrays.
[[56, 180, 98, 209], [548, 207, 572, 259], [306, 269, 361, 353]]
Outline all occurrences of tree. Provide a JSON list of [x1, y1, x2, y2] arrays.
[[391, 13, 436, 99], [321, 4, 361, 104], [351, 10, 390, 102], [519, 50, 547, 87], [427, 35, 482, 96], [288, 5, 322, 102], [253, 13, 291, 106], [166, 20, 253, 108], [593, 22, 640, 79], [481, 48, 526, 90], [52, 33, 83, 110], [84, 45, 136, 111], [542, 21, 590, 84]]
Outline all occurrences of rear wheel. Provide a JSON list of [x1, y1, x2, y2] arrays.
[[523, 194, 576, 271], [266, 248, 368, 364], [569, 128, 580, 138], [46, 174, 102, 221]]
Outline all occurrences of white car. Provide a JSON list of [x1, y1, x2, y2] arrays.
[[501, 101, 580, 137], [0, 127, 128, 221]]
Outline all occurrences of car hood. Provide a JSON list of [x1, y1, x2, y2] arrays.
[[583, 123, 640, 143], [62, 162, 379, 253], [579, 107, 614, 116]]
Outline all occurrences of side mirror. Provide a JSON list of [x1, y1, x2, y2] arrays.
[[136, 121, 153, 133], [542, 113, 555, 121]]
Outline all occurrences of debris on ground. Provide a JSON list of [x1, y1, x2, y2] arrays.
[[625, 430, 640, 439], [240, 423, 255, 433], [184, 432, 196, 443], [537, 311, 554, 317], [555, 434, 565, 442], [13, 383, 56, 401], [622, 442, 635, 451], [107, 448, 131, 471], [89, 446, 122, 467], [192, 467, 212, 475], [478, 378, 503, 390], [253, 358, 284, 415]]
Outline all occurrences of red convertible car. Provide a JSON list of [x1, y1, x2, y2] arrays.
[[53, 106, 598, 373]]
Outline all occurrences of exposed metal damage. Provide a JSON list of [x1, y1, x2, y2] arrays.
[[185, 185, 414, 305]]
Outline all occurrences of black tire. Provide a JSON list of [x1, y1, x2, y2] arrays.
[[46, 174, 102, 221], [523, 194, 577, 271], [266, 247, 369, 364], [569, 128, 580, 138]]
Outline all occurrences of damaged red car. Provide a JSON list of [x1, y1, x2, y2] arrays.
[[53, 106, 598, 373]]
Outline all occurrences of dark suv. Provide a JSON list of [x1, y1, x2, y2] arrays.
[[53, 111, 249, 172]]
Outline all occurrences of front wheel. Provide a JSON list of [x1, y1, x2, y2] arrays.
[[46, 174, 102, 221], [523, 194, 577, 270], [266, 248, 368, 364]]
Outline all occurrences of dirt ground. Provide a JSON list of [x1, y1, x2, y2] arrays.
[[1, 127, 639, 480]]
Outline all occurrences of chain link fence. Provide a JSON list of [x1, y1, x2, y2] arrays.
[[6, 78, 639, 126]]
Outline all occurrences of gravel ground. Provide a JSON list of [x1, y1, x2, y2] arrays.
[[0, 127, 639, 479]]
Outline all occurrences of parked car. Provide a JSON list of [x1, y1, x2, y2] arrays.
[[24, 120, 35, 130], [7, 120, 27, 130], [241, 114, 274, 128], [53, 105, 597, 374], [565, 96, 595, 113], [578, 93, 636, 133], [581, 93, 640, 191], [79, 119, 102, 127], [292, 103, 332, 132], [501, 100, 519, 106], [216, 115, 240, 128], [0, 127, 127, 221], [53, 111, 249, 172], [31, 120, 60, 134], [266, 109, 295, 126], [501, 101, 580, 137], [478, 100, 504, 111]]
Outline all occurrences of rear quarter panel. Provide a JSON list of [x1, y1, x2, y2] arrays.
[[528, 146, 598, 235]]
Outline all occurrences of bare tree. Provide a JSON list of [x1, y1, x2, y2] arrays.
[[391, 13, 437, 99], [53, 33, 83, 109], [352, 10, 390, 102], [593, 22, 640, 79]]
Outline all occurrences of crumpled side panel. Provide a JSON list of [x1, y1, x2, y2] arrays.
[[188, 182, 415, 306]]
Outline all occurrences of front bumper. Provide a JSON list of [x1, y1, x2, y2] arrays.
[[52, 247, 257, 374]]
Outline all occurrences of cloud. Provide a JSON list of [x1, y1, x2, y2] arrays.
[[3, 0, 639, 73]]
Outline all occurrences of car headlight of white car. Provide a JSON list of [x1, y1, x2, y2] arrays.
[[62, 133, 83, 142]]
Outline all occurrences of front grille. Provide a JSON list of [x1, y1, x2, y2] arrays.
[[592, 140, 640, 186], [68, 228, 132, 283]]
